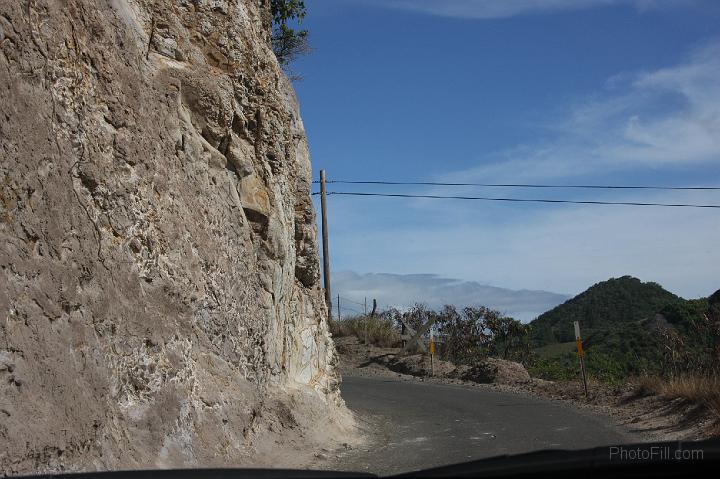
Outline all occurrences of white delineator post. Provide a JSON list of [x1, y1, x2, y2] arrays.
[[574, 321, 589, 399]]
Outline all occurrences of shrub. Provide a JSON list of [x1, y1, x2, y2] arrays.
[[271, 0, 310, 72], [435, 305, 531, 365], [329, 314, 400, 348], [526, 356, 577, 381], [331, 303, 533, 362]]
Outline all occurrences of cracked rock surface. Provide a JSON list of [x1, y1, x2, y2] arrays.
[[0, 0, 353, 474]]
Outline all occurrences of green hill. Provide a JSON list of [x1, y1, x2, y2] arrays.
[[526, 276, 715, 382], [530, 276, 680, 345]]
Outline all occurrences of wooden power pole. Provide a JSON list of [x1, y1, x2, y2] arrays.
[[320, 170, 332, 317], [337, 294, 341, 322]]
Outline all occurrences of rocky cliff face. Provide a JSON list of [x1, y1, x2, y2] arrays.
[[0, 0, 350, 473]]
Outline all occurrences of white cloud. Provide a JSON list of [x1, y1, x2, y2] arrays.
[[333, 271, 569, 321], [442, 40, 720, 183], [330, 192, 720, 300], [363, 0, 685, 19], [608, 44, 720, 164], [320, 41, 720, 304]]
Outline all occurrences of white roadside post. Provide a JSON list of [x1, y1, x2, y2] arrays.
[[574, 321, 589, 399]]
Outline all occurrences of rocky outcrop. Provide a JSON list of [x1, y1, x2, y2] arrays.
[[0, 0, 350, 474], [459, 358, 531, 384], [373, 351, 531, 385]]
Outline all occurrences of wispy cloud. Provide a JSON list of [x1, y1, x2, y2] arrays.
[[322, 41, 720, 301], [333, 271, 569, 321], [328, 189, 720, 300], [362, 0, 685, 19], [442, 40, 720, 183]]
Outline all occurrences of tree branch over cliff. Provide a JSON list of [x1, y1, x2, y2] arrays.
[[271, 0, 310, 79]]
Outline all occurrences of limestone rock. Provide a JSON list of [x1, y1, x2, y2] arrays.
[[375, 353, 530, 385], [0, 0, 349, 474], [461, 358, 532, 384]]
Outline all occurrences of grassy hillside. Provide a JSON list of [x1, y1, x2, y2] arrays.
[[530, 276, 679, 345], [527, 276, 716, 382]]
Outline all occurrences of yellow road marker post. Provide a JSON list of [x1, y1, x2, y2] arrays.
[[574, 321, 589, 399]]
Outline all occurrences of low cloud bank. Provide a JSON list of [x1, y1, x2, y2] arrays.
[[334, 271, 569, 322]]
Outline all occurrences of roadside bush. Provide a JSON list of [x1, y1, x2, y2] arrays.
[[526, 349, 641, 385], [526, 356, 577, 381], [585, 351, 628, 386], [435, 305, 531, 365], [329, 314, 400, 348], [329, 303, 536, 367], [382, 304, 430, 335]]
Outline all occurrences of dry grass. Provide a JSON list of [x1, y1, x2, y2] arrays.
[[637, 375, 720, 422], [329, 315, 400, 348]]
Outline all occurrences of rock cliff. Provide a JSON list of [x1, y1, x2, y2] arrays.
[[0, 0, 350, 473]]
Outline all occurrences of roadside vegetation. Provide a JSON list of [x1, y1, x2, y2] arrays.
[[637, 375, 720, 424], [329, 284, 720, 385], [330, 278, 720, 435], [329, 303, 532, 363], [329, 314, 400, 348]]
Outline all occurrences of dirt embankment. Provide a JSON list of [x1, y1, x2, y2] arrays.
[[335, 336, 719, 442]]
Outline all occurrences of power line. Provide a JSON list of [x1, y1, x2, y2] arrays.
[[338, 305, 363, 315], [339, 296, 365, 307], [311, 191, 720, 209], [312, 180, 720, 191]]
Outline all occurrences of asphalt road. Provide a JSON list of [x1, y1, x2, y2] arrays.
[[330, 375, 638, 476]]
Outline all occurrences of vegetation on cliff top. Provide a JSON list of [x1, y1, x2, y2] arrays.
[[271, 0, 310, 73]]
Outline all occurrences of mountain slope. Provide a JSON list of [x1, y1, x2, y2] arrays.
[[530, 276, 680, 345], [527, 277, 720, 381]]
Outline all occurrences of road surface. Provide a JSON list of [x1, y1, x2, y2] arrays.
[[330, 375, 638, 476]]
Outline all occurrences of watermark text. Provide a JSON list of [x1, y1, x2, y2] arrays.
[[609, 446, 703, 461]]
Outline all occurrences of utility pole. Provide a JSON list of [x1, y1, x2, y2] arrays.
[[320, 170, 332, 317], [364, 296, 368, 345], [337, 294, 341, 322]]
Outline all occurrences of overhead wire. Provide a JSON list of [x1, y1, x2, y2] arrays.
[[311, 191, 720, 209], [339, 296, 366, 307], [312, 180, 720, 191]]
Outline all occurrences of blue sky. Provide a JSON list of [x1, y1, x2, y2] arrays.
[[292, 0, 720, 319]]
